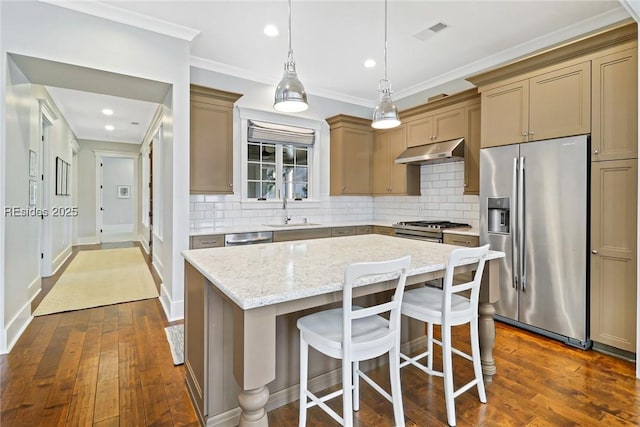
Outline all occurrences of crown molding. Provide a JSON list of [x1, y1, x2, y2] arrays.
[[395, 7, 631, 101], [190, 56, 375, 108], [39, 0, 200, 41]]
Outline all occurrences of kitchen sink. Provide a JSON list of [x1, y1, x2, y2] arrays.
[[264, 223, 321, 228]]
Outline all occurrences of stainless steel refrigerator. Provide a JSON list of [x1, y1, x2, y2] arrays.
[[479, 134, 590, 349]]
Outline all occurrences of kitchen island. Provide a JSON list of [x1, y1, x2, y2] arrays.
[[182, 234, 504, 427]]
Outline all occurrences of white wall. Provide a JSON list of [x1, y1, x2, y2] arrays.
[[3, 57, 76, 351], [0, 1, 191, 351], [76, 140, 140, 243], [101, 157, 135, 231]]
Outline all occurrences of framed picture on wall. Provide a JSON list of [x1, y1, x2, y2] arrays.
[[56, 157, 63, 195], [29, 150, 37, 177], [55, 156, 71, 196], [29, 179, 37, 206], [117, 185, 131, 199]]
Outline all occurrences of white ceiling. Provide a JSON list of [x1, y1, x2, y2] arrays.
[[38, 0, 632, 143], [46, 87, 159, 144]]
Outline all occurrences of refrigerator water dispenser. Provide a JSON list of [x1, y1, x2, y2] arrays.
[[488, 197, 510, 234]]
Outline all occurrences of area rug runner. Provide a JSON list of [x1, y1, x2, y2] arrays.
[[165, 324, 185, 365], [33, 247, 159, 316]]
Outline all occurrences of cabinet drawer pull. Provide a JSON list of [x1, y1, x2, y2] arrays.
[[201, 240, 217, 245], [452, 239, 472, 245]]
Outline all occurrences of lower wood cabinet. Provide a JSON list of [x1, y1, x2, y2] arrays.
[[590, 159, 637, 353], [443, 233, 479, 284], [372, 225, 395, 236], [190, 234, 225, 249], [184, 262, 207, 423], [331, 226, 356, 237], [272, 228, 332, 242]]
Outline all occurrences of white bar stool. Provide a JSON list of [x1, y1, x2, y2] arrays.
[[399, 245, 490, 426], [297, 256, 411, 427]]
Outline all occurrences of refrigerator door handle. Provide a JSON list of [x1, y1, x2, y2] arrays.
[[519, 156, 526, 292], [512, 157, 519, 289]]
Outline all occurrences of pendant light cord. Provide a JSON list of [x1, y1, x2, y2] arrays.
[[288, 0, 293, 61], [384, 0, 388, 81]]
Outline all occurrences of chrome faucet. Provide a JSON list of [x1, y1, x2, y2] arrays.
[[283, 197, 291, 224]]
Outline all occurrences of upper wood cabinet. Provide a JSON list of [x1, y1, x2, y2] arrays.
[[480, 61, 591, 148], [591, 46, 638, 161], [406, 106, 465, 148], [372, 125, 420, 195], [464, 102, 481, 195], [327, 115, 372, 195], [190, 85, 242, 194]]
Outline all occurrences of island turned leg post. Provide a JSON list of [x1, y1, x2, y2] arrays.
[[233, 305, 277, 427], [478, 259, 500, 383], [478, 302, 496, 382], [238, 387, 270, 427]]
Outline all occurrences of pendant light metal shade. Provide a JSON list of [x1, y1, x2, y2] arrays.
[[372, 0, 400, 129], [274, 0, 308, 113], [372, 79, 400, 129]]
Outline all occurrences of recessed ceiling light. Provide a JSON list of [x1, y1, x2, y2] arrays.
[[364, 59, 376, 68], [264, 24, 279, 37], [102, 108, 113, 116], [105, 124, 114, 131]]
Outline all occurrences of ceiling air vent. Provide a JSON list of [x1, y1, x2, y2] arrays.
[[413, 22, 449, 41]]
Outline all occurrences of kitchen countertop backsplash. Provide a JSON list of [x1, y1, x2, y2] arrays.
[[190, 162, 480, 236]]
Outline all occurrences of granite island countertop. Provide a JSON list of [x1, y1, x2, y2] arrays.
[[182, 234, 502, 310]]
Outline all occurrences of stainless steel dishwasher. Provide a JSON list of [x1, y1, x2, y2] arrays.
[[224, 231, 273, 246]]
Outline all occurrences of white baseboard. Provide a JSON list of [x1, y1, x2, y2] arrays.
[[77, 236, 100, 245], [152, 251, 163, 280], [28, 276, 41, 302], [1, 294, 36, 355], [159, 283, 184, 322], [138, 234, 150, 254], [52, 245, 72, 275]]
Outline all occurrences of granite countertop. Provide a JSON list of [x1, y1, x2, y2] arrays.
[[182, 234, 503, 310], [189, 221, 396, 236]]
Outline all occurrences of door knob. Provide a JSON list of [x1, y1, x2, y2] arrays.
[[592, 249, 598, 254]]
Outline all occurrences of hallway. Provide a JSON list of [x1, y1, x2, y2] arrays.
[[1, 244, 197, 426]]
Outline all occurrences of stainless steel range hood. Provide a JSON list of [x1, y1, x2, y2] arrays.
[[395, 137, 464, 165]]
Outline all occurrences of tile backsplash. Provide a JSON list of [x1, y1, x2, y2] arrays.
[[190, 161, 479, 231]]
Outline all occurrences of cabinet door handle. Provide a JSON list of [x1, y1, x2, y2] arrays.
[[229, 183, 233, 187], [594, 149, 599, 155], [592, 249, 598, 254], [452, 239, 471, 245], [521, 132, 528, 137], [529, 130, 535, 135]]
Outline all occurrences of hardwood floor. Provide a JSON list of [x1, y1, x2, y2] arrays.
[[269, 322, 640, 426], [4, 244, 640, 426]]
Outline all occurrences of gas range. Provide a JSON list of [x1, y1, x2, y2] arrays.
[[392, 220, 471, 242]]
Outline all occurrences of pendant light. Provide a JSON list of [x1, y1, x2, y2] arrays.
[[372, 0, 400, 129], [274, 0, 308, 113]]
